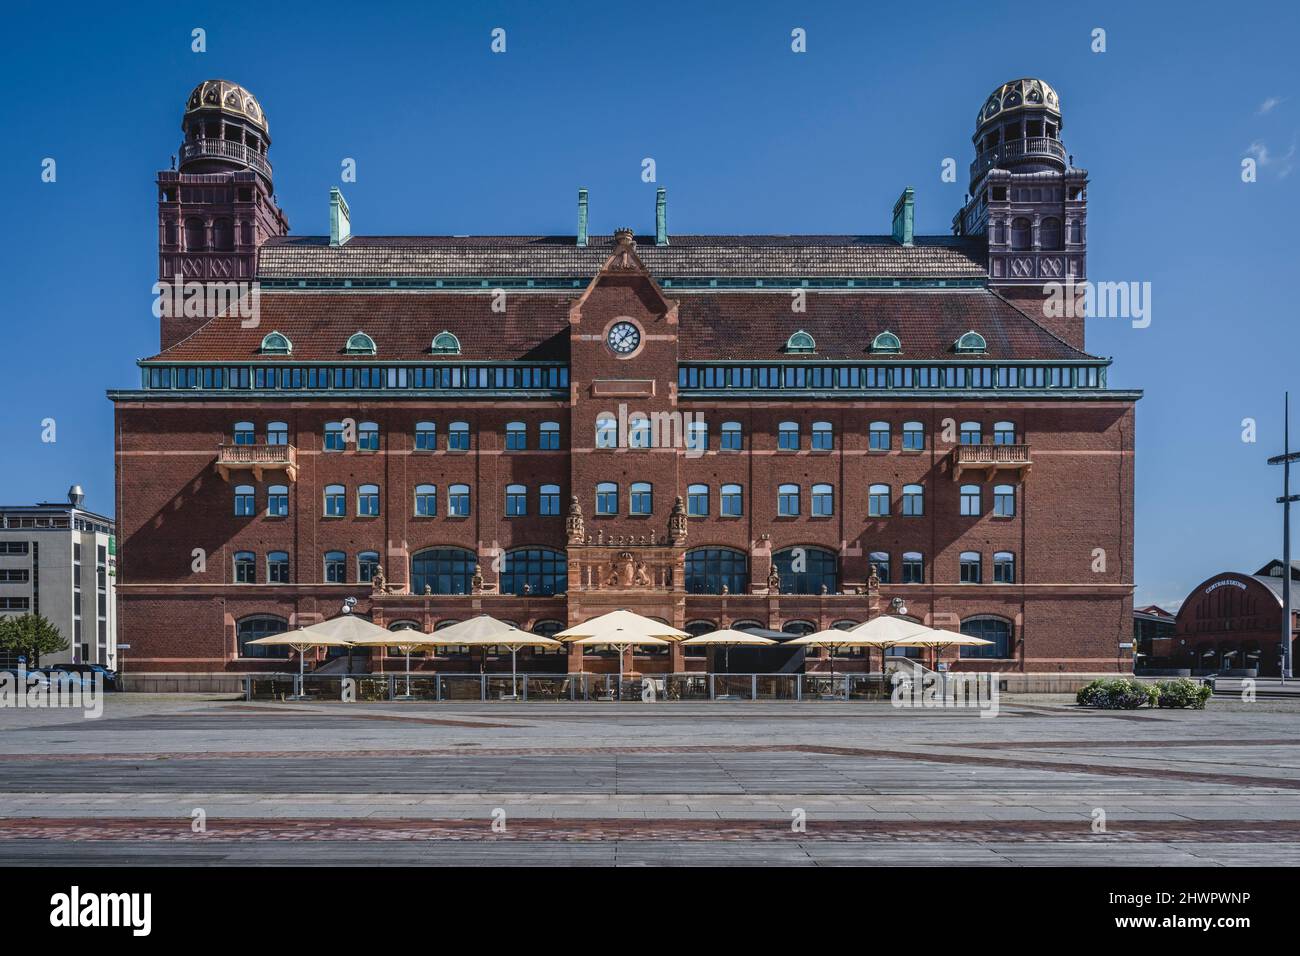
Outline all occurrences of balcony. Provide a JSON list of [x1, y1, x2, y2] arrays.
[[215, 443, 297, 482], [970, 136, 1067, 180], [181, 138, 272, 179], [950, 443, 1032, 481]]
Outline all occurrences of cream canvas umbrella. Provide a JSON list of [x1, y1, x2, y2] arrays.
[[783, 628, 871, 679], [681, 628, 776, 671], [556, 610, 688, 697], [341, 621, 443, 700], [847, 615, 935, 674], [246, 621, 358, 700], [890, 628, 994, 669], [431, 615, 563, 695]]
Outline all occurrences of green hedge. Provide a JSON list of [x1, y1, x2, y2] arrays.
[[1076, 677, 1210, 710]]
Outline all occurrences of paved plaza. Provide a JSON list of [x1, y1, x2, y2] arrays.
[[2, 694, 1299, 866]]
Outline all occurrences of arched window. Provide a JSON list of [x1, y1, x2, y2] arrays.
[[687, 484, 709, 517], [685, 620, 715, 654], [871, 330, 901, 354], [448, 484, 471, 517], [993, 484, 1016, 517], [323, 421, 346, 451], [777, 483, 800, 516], [959, 551, 982, 584], [786, 330, 816, 353], [684, 548, 749, 595], [447, 421, 470, 451], [267, 551, 289, 584], [344, 331, 377, 355], [811, 421, 833, 451], [720, 421, 743, 451], [731, 620, 764, 633], [234, 485, 255, 516], [596, 482, 618, 515], [414, 484, 437, 516], [184, 217, 205, 251], [505, 484, 527, 516], [237, 614, 289, 659], [1010, 217, 1032, 251], [212, 218, 233, 251], [539, 421, 560, 450], [960, 421, 982, 445], [630, 482, 653, 515], [505, 421, 527, 450], [811, 483, 834, 517], [357, 421, 379, 451], [960, 484, 981, 517], [720, 483, 744, 517], [993, 421, 1016, 445], [778, 422, 799, 451], [902, 484, 923, 516], [595, 417, 617, 448], [782, 620, 816, 635], [410, 547, 476, 595], [415, 422, 437, 451], [323, 484, 345, 517], [267, 484, 289, 517], [955, 331, 987, 354], [539, 484, 561, 516], [902, 421, 924, 451], [869, 420, 890, 450], [266, 422, 288, 446], [233, 421, 255, 445], [868, 483, 890, 517], [532, 620, 565, 638], [869, 551, 891, 584], [500, 548, 567, 596], [993, 551, 1016, 583], [961, 616, 1013, 658], [902, 551, 924, 584], [357, 484, 380, 516], [259, 331, 292, 355], [773, 547, 838, 594], [324, 550, 347, 583], [358, 551, 380, 583], [431, 331, 461, 354], [1039, 216, 1062, 250], [233, 551, 255, 584]]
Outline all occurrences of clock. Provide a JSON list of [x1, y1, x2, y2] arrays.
[[606, 321, 641, 355]]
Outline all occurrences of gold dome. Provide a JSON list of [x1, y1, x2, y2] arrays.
[[185, 79, 268, 132], [977, 78, 1060, 130]]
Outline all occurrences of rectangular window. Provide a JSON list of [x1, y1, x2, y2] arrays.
[[414, 424, 437, 450], [539, 487, 560, 515], [505, 488, 527, 516], [720, 426, 743, 451], [811, 425, 833, 451], [777, 486, 799, 517], [778, 426, 799, 451], [902, 555, 924, 584], [902, 424, 924, 451], [720, 486, 743, 517], [448, 425, 470, 451], [869, 422, 890, 450]]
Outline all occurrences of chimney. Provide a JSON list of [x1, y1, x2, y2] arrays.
[[329, 187, 351, 247], [576, 188, 589, 247], [891, 187, 914, 247], [67, 485, 85, 508], [655, 187, 668, 246]]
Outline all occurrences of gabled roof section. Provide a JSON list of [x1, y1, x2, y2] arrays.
[[257, 233, 987, 280]]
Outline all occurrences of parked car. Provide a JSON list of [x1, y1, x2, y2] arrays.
[[39, 668, 98, 690], [0, 668, 50, 687], [40, 663, 118, 691]]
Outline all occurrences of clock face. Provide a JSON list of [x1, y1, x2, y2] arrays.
[[607, 321, 641, 355]]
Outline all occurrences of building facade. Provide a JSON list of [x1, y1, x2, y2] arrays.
[[0, 487, 117, 668], [1166, 561, 1300, 677], [110, 77, 1140, 676]]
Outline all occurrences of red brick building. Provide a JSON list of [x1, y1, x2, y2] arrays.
[[110, 78, 1140, 677]]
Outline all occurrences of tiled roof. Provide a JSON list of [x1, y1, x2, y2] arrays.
[[257, 234, 988, 280], [146, 288, 1094, 363]]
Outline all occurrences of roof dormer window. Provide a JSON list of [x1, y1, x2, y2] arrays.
[[344, 331, 376, 355], [870, 330, 901, 354], [955, 330, 988, 354], [259, 331, 292, 355], [431, 331, 461, 355], [785, 330, 815, 354]]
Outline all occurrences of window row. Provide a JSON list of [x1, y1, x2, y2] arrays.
[[678, 363, 1105, 391], [681, 547, 1017, 592], [774, 483, 1016, 518], [146, 363, 569, 392], [232, 550, 381, 585], [592, 419, 1020, 452]]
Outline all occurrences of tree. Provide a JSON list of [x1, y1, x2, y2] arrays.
[[0, 614, 69, 667]]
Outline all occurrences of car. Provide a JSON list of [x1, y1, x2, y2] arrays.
[[40, 663, 118, 691], [0, 668, 51, 688], [38, 668, 98, 690]]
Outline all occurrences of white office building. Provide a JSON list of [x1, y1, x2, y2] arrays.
[[0, 486, 117, 668]]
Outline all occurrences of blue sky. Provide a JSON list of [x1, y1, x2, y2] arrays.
[[2, 0, 1296, 609]]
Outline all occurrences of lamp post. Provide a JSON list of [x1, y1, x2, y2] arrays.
[[1268, 392, 1298, 682]]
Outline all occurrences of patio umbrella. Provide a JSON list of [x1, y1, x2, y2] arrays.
[[681, 628, 776, 671], [556, 610, 688, 698], [433, 616, 562, 696], [890, 629, 994, 669], [846, 615, 935, 674], [245, 625, 356, 700], [783, 628, 869, 679], [342, 622, 443, 700]]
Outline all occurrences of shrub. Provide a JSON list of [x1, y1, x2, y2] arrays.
[[1076, 677, 1158, 710], [1153, 677, 1212, 709]]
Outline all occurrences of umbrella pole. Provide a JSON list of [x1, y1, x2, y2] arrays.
[[512, 646, 518, 697], [405, 647, 412, 699], [296, 645, 306, 699]]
